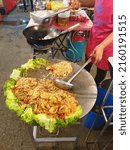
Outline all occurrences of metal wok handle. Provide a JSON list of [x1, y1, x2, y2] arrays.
[[60, 23, 80, 35], [68, 58, 91, 83], [42, 8, 69, 20]]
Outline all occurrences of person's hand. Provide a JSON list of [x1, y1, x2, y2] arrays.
[[90, 45, 104, 64], [90, 32, 113, 64]]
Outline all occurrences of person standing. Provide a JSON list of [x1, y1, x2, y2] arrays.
[[79, 0, 113, 86]]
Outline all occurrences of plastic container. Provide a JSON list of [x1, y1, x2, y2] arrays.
[[84, 87, 113, 129], [65, 33, 85, 62], [84, 111, 105, 129], [58, 10, 70, 26], [17, 3, 24, 10], [46, 0, 52, 10]]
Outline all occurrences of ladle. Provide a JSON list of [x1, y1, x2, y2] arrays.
[[55, 58, 91, 90]]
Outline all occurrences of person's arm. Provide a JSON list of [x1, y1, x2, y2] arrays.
[[78, 0, 95, 8], [90, 32, 113, 64]]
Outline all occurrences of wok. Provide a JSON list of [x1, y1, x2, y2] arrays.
[[23, 23, 80, 47]]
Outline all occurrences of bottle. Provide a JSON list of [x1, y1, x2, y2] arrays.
[[57, 0, 70, 26], [46, 0, 52, 10], [34, 0, 45, 11]]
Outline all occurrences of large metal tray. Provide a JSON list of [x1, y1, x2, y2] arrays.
[[25, 59, 97, 118]]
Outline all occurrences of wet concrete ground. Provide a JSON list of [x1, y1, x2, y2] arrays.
[[0, 6, 112, 150]]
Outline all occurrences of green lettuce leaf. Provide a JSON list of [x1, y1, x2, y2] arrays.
[[56, 105, 82, 128], [21, 58, 48, 70], [3, 78, 16, 96], [6, 89, 17, 100], [35, 114, 57, 133], [4, 78, 16, 89], [64, 105, 82, 124], [9, 58, 47, 81], [56, 118, 68, 128], [35, 105, 82, 132], [33, 58, 48, 67], [10, 67, 24, 81], [5, 98, 25, 116], [21, 107, 35, 124]]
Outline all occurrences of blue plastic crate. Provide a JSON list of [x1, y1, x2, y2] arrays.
[[84, 87, 113, 129]]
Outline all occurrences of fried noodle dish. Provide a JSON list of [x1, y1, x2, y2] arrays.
[[46, 61, 73, 78], [4, 59, 83, 132], [12, 77, 78, 119]]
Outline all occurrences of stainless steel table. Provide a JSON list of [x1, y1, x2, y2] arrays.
[[84, 57, 113, 150]]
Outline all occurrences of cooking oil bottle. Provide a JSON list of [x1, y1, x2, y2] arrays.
[[46, 0, 52, 10]]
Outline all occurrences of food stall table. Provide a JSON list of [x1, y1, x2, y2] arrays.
[[50, 17, 93, 60], [25, 12, 93, 60]]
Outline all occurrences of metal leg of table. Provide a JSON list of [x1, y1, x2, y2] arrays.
[[90, 113, 113, 150], [84, 81, 113, 150], [84, 113, 101, 150], [102, 137, 113, 150], [30, 0, 34, 11], [52, 34, 69, 58], [73, 119, 85, 150], [33, 121, 82, 143], [91, 83, 113, 150], [101, 81, 113, 107], [101, 81, 113, 126], [33, 126, 77, 143], [33, 49, 37, 59], [23, 0, 27, 11], [23, 0, 34, 12], [56, 35, 68, 48]]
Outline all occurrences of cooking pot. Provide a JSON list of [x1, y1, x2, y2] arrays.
[[23, 23, 80, 47]]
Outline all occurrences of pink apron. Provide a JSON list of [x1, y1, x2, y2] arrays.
[[86, 0, 113, 70]]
